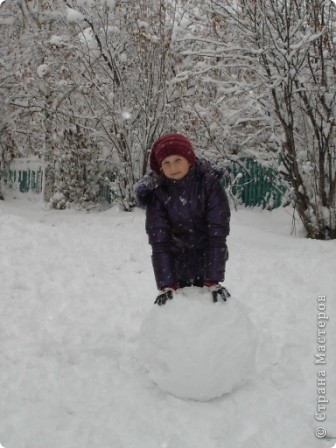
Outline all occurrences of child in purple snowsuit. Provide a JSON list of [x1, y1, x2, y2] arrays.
[[134, 132, 231, 305]]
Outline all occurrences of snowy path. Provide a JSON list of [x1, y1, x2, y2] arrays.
[[0, 201, 335, 448]]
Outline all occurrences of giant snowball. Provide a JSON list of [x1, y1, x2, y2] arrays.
[[139, 287, 258, 401]]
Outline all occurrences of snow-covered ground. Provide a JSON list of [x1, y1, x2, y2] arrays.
[[0, 198, 335, 448]]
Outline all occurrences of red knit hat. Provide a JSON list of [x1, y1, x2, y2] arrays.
[[150, 132, 196, 174]]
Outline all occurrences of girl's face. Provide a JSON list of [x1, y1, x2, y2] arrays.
[[161, 155, 190, 180]]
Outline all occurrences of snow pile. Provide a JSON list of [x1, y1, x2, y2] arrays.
[[139, 287, 258, 401], [65, 7, 84, 23], [37, 64, 49, 78]]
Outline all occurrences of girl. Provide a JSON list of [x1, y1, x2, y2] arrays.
[[135, 132, 231, 305]]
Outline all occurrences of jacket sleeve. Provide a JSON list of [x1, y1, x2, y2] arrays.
[[204, 174, 231, 282], [133, 173, 159, 208], [145, 194, 176, 289]]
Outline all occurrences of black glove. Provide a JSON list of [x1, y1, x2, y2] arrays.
[[210, 285, 231, 303], [154, 288, 174, 305]]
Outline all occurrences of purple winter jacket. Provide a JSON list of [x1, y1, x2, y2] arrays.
[[134, 159, 230, 289]]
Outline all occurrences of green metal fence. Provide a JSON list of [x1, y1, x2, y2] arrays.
[[6, 158, 286, 208], [226, 158, 285, 209], [9, 168, 44, 194]]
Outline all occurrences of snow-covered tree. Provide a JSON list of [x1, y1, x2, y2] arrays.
[[0, 125, 17, 199], [0, 1, 27, 198], [241, 0, 336, 239], [1, 0, 190, 209], [60, 0, 184, 210], [171, 1, 274, 164], [178, 0, 336, 239]]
